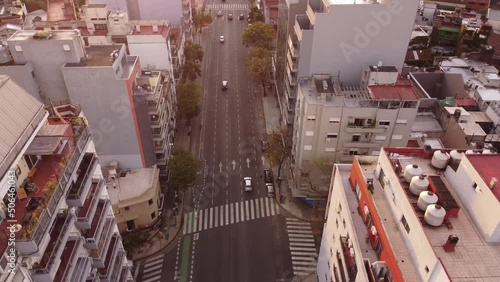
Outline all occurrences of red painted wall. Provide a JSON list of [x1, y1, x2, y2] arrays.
[[125, 58, 146, 167], [349, 160, 405, 281]]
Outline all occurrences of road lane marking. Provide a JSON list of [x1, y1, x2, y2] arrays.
[[265, 197, 271, 216], [179, 235, 191, 282], [214, 206, 219, 228], [243, 200, 247, 221], [197, 209, 203, 232], [260, 198, 265, 217], [235, 202, 239, 223], [220, 204, 225, 226], [225, 203, 229, 225], [270, 199, 276, 216], [209, 207, 213, 229], [255, 199, 260, 218], [204, 208, 208, 230], [250, 199, 255, 220]]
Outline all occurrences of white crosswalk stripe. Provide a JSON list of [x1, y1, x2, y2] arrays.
[[183, 197, 279, 234], [285, 218, 318, 277], [206, 3, 250, 11], [140, 254, 164, 282]]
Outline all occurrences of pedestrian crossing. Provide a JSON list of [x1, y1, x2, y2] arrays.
[[139, 253, 164, 282], [285, 218, 318, 277], [207, 4, 249, 11], [183, 197, 280, 235]]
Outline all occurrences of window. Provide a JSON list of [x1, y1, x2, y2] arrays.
[[354, 118, 364, 126], [472, 182, 477, 189], [14, 45, 22, 52], [307, 116, 316, 121], [349, 150, 358, 156], [392, 135, 403, 140], [325, 148, 335, 152], [304, 145, 312, 150], [396, 119, 407, 124], [329, 118, 340, 123], [124, 206, 130, 211], [148, 199, 153, 205], [375, 135, 386, 141], [151, 212, 156, 219], [62, 44, 71, 51], [326, 133, 337, 139], [305, 131, 314, 136], [401, 215, 410, 234], [126, 220, 136, 230], [351, 135, 361, 142], [342, 219, 346, 228], [336, 219, 339, 228], [379, 120, 390, 126]]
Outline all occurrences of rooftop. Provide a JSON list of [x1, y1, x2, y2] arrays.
[[8, 29, 78, 41], [369, 65, 398, 72], [368, 78, 419, 100], [107, 166, 157, 205], [66, 45, 123, 67], [131, 25, 169, 38], [467, 154, 500, 201], [379, 147, 500, 280], [412, 114, 445, 132], [477, 88, 500, 101], [328, 0, 390, 4]]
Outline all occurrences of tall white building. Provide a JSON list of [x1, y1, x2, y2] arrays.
[[0, 76, 133, 282]]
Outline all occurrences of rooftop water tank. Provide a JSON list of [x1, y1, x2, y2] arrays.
[[482, 149, 497, 154], [450, 150, 464, 165], [0, 45, 12, 65], [465, 150, 478, 155], [431, 150, 450, 169], [424, 204, 446, 227], [417, 191, 438, 211], [410, 175, 429, 196], [404, 164, 422, 183]]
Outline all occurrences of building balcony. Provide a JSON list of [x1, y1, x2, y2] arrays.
[[66, 153, 98, 207], [345, 125, 388, 133], [343, 140, 382, 148], [154, 140, 167, 154], [31, 213, 75, 281], [294, 14, 312, 42], [136, 70, 163, 101], [287, 53, 298, 72], [340, 236, 358, 281], [53, 236, 84, 282], [69, 257, 92, 282], [118, 265, 133, 282], [82, 199, 111, 245], [287, 67, 297, 86], [89, 219, 115, 267], [4, 120, 91, 256], [95, 234, 122, 280], [75, 179, 105, 229], [151, 127, 166, 141]]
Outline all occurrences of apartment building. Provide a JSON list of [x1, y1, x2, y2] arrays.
[[292, 69, 419, 195], [107, 165, 163, 233], [88, 0, 193, 38], [317, 147, 500, 282], [0, 30, 175, 178], [0, 75, 133, 282], [279, 0, 418, 126]]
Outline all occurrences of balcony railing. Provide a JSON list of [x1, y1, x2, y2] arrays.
[[54, 236, 83, 282], [294, 15, 312, 42], [66, 153, 97, 206], [31, 213, 74, 278], [341, 236, 358, 281], [70, 257, 92, 282], [96, 234, 120, 278], [89, 219, 115, 266], [345, 124, 388, 133], [84, 199, 110, 240], [118, 265, 132, 282], [343, 140, 382, 148], [13, 124, 90, 255], [76, 180, 105, 229], [109, 250, 126, 282]]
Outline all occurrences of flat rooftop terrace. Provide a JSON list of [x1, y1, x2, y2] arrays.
[[66, 45, 123, 67], [467, 154, 500, 202], [107, 167, 156, 205], [9, 30, 78, 41], [369, 79, 419, 101], [382, 149, 500, 280]]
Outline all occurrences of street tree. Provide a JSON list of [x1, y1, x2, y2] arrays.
[[184, 42, 204, 63], [193, 12, 213, 32], [168, 147, 199, 191], [182, 59, 202, 81], [242, 21, 275, 49], [248, 6, 264, 22], [246, 47, 271, 90], [177, 81, 201, 120], [264, 126, 291, 178]]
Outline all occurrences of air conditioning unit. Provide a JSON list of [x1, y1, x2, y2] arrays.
[[326, 138, 331, 143]]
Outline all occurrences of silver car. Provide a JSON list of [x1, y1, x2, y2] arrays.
[[244, 177, 252, 192]]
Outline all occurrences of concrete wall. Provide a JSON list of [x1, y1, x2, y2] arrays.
[[62, 67, 144, 169], [6, 36, 84, 101], [375, 150, 448, 281], [444, 157, 500, 242], [305, 1, 418, 86], [0, 62, 40, 100]]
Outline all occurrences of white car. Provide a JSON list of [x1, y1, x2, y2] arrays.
[[244, 177, 252, 192], [219, 36, 225, 43]]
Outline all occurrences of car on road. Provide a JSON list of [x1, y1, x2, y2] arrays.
[[266, 184, 275, 198], [244, 177, 252, 192], [219, 35, 225, 43], [217, 11, 222, 17], [264, 169, 272, 183], [222, 81, 228, 90], [261, 139, 268, 152], [228, 14, 233, 20], [239, 14, 245, 20]]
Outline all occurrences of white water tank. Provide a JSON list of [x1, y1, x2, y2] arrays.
[[465, 150, 478, 155], [482, 149, 497, 154], [431, 150, 450, 169], [417, 191, 438, 211], [450, 150, 464, 165], [410, 175, 429, 196], [404, 164, 422, 183], [424, 204, 446, 226]]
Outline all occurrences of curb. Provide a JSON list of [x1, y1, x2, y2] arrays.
[[131, 192, 185, 262], [274, 196, 325, 224]]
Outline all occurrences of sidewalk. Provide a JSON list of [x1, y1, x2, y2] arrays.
[[260, 89, 325, 223]]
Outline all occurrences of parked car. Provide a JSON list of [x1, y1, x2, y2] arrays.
[[239, 14, 245, 20], [266, 184, 275, 198], [222, 81, 228, 90], [228, 14, 233, 20], [244, 177, 252, 192], [264, 169, 273, 183], [219, 36, 225, 43], [217, 11, 222, 17]]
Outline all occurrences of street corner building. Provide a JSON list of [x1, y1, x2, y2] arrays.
[[316, 147, 500, 281], [0, 75, 134, 281]]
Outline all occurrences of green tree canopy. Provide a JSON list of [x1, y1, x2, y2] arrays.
[[182, 59, 202, 81], [264, 127, 291, 178], [168, 147, 199, 190], [242, 21, 275, 49], [193, 12, 213, 31], [246, 47, 271, 86], [248, 6, 264, 22], [185, 42, 204, 62], [177, 81, 201, 120]]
